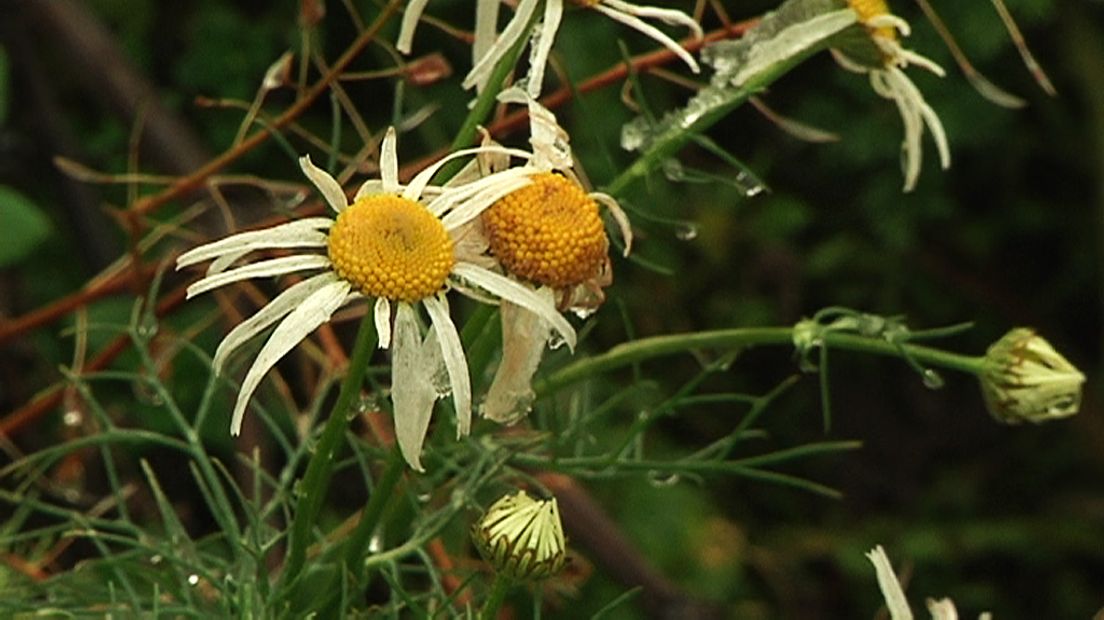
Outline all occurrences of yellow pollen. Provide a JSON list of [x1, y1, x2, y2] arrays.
[[482, 172, 607, 289], [327, 194, 454, 303], [848, 0, 897, 41]]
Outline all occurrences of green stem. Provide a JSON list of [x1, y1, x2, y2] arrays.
[[479, 574, 514, 620], [344, 445, 406, 583], [536, 327, 985, 396], [280, 314, 378, 591]]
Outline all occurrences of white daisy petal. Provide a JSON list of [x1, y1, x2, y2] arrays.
[[403, 145, 533, 203], [397, 0, 431, 54], [451, 262, 576, 351], [424, 294, 472, 437], [440, 172, 534, 230], [525, 0, 564, 98], [601, 0, 703, 39], [381, 127, 400, 193], [212, 272, 338, 374], [592, 4, 700, 73], [462, 0, 541, 91], [354, 179, 386, 202], [591, 191, 633, 256], [866, 546, 914, 620], [391, 302, 438, 471], [299, 156, 349, 213], [474, 0, 502, 68], [483, 299, 552, 424], [375, 297, 392, 349], [186, 255, 332, 299], [176, 218, 332, 269], [230, 279, 352, 435]]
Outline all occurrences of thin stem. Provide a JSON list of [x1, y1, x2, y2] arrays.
[[479, 574, 514, 620], [345, 445, 406, 583], [536, 327, 985, 396], [279, 314, 378, 592]]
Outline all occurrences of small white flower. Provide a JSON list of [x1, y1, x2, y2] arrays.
[[836, 1, 950, 192], [399, 0, 702, 97], [177, 128, 575, 470]]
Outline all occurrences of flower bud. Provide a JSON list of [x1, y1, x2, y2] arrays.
[[472, 490, 566, 581], [979, 328, 1085, 424]]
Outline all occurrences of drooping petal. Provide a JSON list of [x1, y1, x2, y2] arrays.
[[592, 4, 700, 73], [451, 262, 576, 351], [601, 0, 704, 39], [483, 298, 552, 424], [380, 127, 400, 193], [462, 0, 541, 92], [299, 156, 349, 213], [176, 218, 332, 269], [439, 171, 535, 230], [866, 546, 915, 620], [391, 302, 438, 471], [212, 272, 339, 374], [591, 192, 634, 256], [474, 0, 502, 69], [229, 279, 352, 435], [524, 0, 564, 98], [186, 255, 332, 299], [423, 294, 472, 437], [403, 145, 532, 203], [374, 297, 392, 349], [397, 0, 431, 54]]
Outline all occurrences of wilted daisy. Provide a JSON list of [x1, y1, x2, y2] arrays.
[[475, 89, 632, 422], [398, 0, 703, 97], [177, 128, 575, 470], [835, 0, 950, 192]]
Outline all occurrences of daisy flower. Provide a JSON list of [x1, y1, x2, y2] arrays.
[[397, 0, 703, 97], [474, 90, 632, 422], [177, 128, 575, 470], [836, 0, 950, 192]]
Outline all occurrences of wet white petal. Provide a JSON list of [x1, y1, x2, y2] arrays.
[[381, 127, 400, 193], [463, 0, 540, 91], [451, 263, 575, 351], [592, 4, 700, 73], [866, 546, 914, 620], [230, 279, 351, 435], [176, 218, 332, 269], [375, 297, 392, 349], [591, 192, 633, 256], [525, 0, 563, 98], [474, 0, 502, 69], [424, 294, 471, 437], [353, 179, 386, 202], [483, 298, 552, 424], [213, 272, 338, 374], [601, 0, 703, 39], [299, 156, 349, 213], [186, 255, 332, 299], [440, 172, 534, 230], [403, 145, 532, 203], [392, 302, 437, 471], [397, 0, 431, 54]]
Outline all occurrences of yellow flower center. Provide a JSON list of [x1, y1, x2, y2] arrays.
[[848, 0, 896, 40], [327, 194, 454, 302], [482, 173, 607, 289]]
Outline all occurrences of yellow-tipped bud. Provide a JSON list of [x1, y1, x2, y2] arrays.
[[472, 490, 566, 581], [979, 328, 1085, 424]]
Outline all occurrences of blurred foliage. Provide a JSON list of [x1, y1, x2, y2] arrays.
[[0, 0, 1102, 618]]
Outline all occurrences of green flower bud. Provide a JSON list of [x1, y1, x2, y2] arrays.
[[980, 328, 1085, 424], [472, 491, 566, 581]]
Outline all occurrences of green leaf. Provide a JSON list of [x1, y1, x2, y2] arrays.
[[0, 186, 52, 266]]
